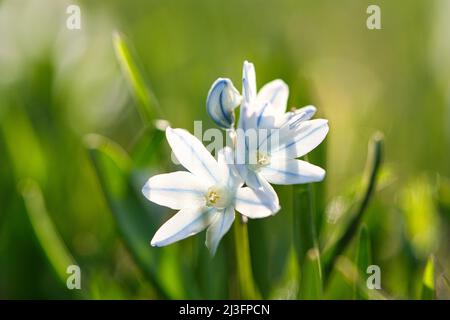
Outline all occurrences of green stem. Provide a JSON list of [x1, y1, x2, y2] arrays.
[[233, 219, 261, 299]]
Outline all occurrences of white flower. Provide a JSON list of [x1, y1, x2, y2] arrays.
[[142, 127, 279, 255], [237, 61, 329, 194], [207, 61, 329, 202]]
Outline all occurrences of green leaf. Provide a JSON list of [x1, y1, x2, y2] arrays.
[[112, 31, 160, 124], [421, 255, 435, 300], [293, 180, 323, 299], [353, 225, 372, 299], [309, 138, 328, 235], [322, 132, 383, 284], [131, 121, 167, 169], [19, 179, 76, 284], [85, 134, 185, 299], [299, 248, 322, 299]]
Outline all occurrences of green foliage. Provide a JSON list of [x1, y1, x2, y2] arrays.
[[112, 32, 160, 124], [353, 225, 372, 299], [421, 255, 435, 300], [20, 180, 76, 284], [0, 0, 449, 300]]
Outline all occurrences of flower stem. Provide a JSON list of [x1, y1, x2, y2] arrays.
[[233, 218, 261, 299]]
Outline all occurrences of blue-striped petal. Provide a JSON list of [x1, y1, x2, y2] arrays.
[[151, 206, 218, 247], [242, 60, 257, 103], [271, 119, 329, 159], [256, 79, 289, 115], [206, 78, 241, 128], [166, 127, 222, 185], [235, 184, 280, 218], [205, 206, 235, 256], [260, 158, 325, 185], [142, 171, 207, 210]]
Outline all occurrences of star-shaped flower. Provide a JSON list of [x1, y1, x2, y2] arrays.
[[206, 61, 329, 203], [142, 127, 279, 255]]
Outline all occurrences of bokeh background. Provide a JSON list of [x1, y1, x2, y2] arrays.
[[0, 0, 449, 299]]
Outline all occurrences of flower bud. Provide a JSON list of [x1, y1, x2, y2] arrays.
[[206, 78, 242, 128]]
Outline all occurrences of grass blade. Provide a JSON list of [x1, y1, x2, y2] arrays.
[[353, 225, 372, 299], [299, 248, 322, 299], [421, 255, 435, 299], [113, 31, 160, 124], [85, 134, 184, 299], [20, 179, 76, 284], [322, 132, 383, 283], [293, 177, 323, 298]]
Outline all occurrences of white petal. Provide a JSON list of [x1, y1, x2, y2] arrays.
[[151, 206, 218, 247], [235, 185, 280, 218], [142, 171, 207, 210], [206, 78, 241, 129], [238, 61, 258, 131], [217, 146, 243, 187], [293, 105, 316, 119], [257, 79, 289, 115], [260, 158, 325, 185], [242, 60, 257, 103], [249, 101, 283, 130], [205, 206, 235, 256], [244, 169, 264, 190], [166, 127, 221, 185], [271, 119, 329, 159], [257, 109, 315, 151]]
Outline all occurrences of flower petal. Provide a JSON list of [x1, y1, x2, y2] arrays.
[[271, 119, 329, 159], [257, 79, 289, 115], [217, 146, 243, 187], [142, 171, 207, 210], [205, 206, 235, 256], [260, 158, 325, 185], [235, 184, 280, 218], [151, 206, 218, 247], [206, 78, 242, 129], [166, 127, 221, 185], [242, 60, 257, 104], [238, 61, 258, 131]]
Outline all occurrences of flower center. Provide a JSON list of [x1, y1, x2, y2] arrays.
[[249, 151, 270, 171], [205, 184, 232, 209]]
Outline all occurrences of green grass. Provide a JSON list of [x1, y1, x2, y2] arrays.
[[0, 0, 449, 299]]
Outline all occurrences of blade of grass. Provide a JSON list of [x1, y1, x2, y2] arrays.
[[131, 121, 167, 169], [19, 179, 76, 284], [112, 31, 161, 124], [293, 175, 323, 299], [322, 132, 383, 284], [335, 256, 390, 300], [85, 134, 184, 299], [421, 255, 435, 299], [353, 225, 372, 299], [299, 248, 322, 299]]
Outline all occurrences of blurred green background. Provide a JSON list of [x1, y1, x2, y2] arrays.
[[0, 0, 449, 299]]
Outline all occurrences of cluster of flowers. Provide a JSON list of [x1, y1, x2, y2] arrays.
[[142, 61, 329, 255]]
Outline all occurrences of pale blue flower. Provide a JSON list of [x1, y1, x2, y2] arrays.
[[206, 61, 329, 204], [142, 127, 279, 255], [236, 61, 329, 198]]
